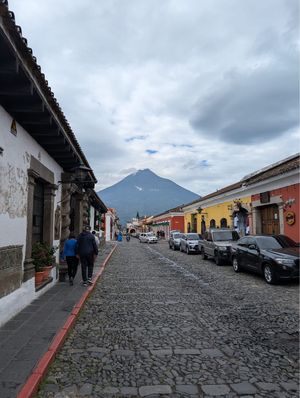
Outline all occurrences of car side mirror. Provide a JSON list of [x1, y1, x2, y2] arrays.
[[248, 244, 259, 251]]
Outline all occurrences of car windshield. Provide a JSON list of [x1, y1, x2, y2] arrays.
[[212, 231, 239, 241], [256, 236, 297, 249], [173, 233, 183, 239], [146, 233, 154, 236], [187, 234, 199, 240]]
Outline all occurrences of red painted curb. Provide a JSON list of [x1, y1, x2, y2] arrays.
[[48, 328, 68, 353], [17, 374, 42, 398], [71, 306, 81, 316], [62, 314, 76, 331], [17, 244, 117, 398], [34, 350, 56, 377]]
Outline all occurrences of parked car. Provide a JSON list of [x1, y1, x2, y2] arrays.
[[139, 233, 146, 242], [169, 232, 184, 250], [200, 229, 239, 265], [139, 232, 158, 243], [170, 229, 180, 234], [232, 234, 300, 284], [180, 233, 201, 254], [146, 233, 158, 243]]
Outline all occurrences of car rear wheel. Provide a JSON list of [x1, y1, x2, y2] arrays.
[[232, 257, 241, 272], [263, 264, 277, 284], [201, 248, 207, 260]]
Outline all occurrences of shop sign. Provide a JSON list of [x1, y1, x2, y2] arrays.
[[285, 211, 295, 226]]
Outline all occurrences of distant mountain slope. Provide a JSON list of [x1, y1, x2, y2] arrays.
[[98, 169, 200, 225]]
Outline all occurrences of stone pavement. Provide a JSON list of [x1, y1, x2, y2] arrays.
[[0, 243, 114, 398], [37, 239, 299, 397]]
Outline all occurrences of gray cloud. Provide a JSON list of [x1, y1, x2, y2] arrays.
[[190, 46, 298, 144], [189, 2, 299, 145]]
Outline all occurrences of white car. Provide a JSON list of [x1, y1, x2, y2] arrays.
[[139, 232, 158, 243], [180, 233, 201, 254]]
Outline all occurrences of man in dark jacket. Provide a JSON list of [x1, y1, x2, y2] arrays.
[[76, 225, 98, 286]]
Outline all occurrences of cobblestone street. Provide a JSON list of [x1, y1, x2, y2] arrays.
[[37, 239, 299, 398]]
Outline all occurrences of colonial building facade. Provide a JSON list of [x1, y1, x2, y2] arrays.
[[104, 208, 119, 241], [150, 207, 184, 239], [182, 154, 299, 242], [0, 3, 107, 326]]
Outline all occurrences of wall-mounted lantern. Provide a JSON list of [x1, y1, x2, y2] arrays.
[[58, 163, 94, 189]]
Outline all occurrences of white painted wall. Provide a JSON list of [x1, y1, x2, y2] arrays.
[[0, 266, 57, 327], [105, 213, 111, 241], [0, 105, 63, 324], [0, 105, 63, 251], [89, 206, 95, 231]]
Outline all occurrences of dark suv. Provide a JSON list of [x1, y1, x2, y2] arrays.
[[232, 234, 299, 284], [200, 229, 239, 265]]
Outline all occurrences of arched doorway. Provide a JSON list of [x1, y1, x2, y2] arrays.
[[210, 219, 216, 228], [191, 214, 197, 232], [187, 222, 191, 233], [220, 218, 227, 228]]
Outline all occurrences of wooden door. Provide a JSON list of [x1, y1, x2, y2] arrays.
[[261, 205, 280, 235]]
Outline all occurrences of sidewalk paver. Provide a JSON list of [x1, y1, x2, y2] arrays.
[[0, 243, 114, 398]]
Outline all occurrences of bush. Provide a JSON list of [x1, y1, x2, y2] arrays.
[[32, 242, 55, 272]]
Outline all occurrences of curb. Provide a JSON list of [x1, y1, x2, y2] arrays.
[[17, 244, 117, 398]]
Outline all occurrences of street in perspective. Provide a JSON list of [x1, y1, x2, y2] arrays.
[[37, 238, 299, 398], [0, 1, 299, 398]]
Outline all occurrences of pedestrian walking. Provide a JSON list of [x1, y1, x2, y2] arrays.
[[76, 225, 98, 286], [92, 230, 100, 247], [63, 234, 79, 286]]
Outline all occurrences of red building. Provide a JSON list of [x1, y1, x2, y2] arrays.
[[251, 183, 299, 243], [151, 206, 185, 239], [248, 154, 299, 243]]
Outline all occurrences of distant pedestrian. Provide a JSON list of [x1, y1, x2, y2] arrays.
[[76, 225, 98, 286], [63, 234, 79, 286], [92, 230, 100, 247]]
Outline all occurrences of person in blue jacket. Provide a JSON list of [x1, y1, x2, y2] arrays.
[[63, 234, 79, 286]]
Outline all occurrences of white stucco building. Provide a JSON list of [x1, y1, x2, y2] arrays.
[[105, 208, 119, 241], [0, 3, 107, 326]]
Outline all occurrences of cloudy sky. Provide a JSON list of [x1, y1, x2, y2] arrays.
[[9, 0, 299, 195]]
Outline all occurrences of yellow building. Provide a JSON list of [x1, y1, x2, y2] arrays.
[[183, 181, 251, 235]]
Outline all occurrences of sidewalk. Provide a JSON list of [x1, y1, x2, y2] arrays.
[[0, 242, 115, 398]]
